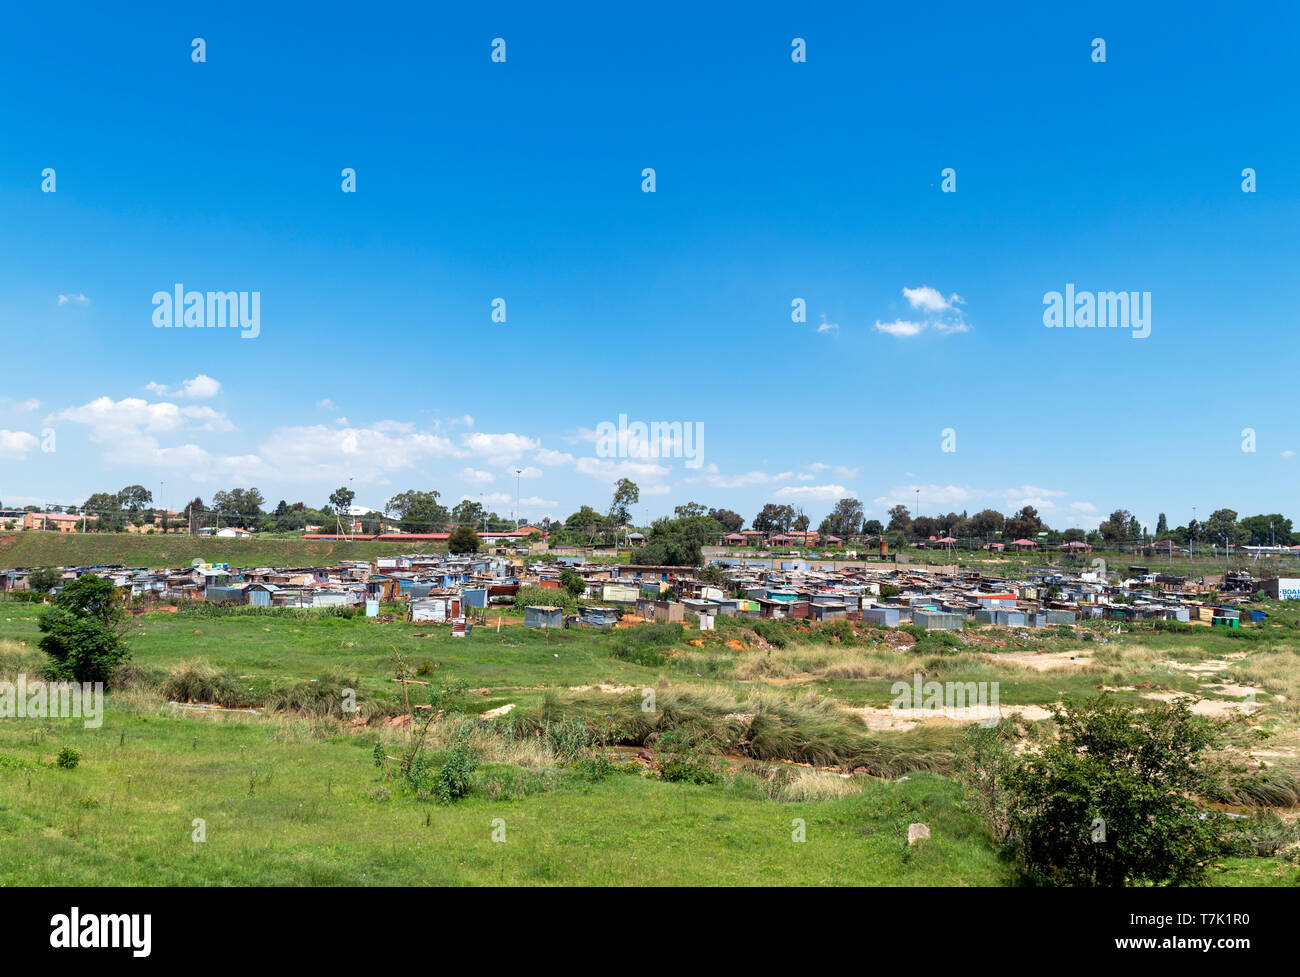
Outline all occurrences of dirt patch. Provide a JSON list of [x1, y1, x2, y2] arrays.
[[482, 703, 515, 719], [1166, 659, 1231, 674], [984, 649, 1092, 671], [848, 703, 1053, 731], [1139, 691, 1247, 717], [567, 683, 638, 694]]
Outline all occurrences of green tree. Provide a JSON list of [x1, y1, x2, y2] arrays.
[[116, 485, 153, 512], [826, 497, 864, 537], [27, 567, 62, 594], [559, 568, 587, 597], [451, 499, 487, 528], [386, 490, 449, 532], [37, 574, 130, 683], [961, 695, 1231, 887], [1203, 508, 1248, 546], [328, 485, 356, 520], [707, 507, 744, 532], [609, 478, 640, 526], [447, 524, 481, 553]]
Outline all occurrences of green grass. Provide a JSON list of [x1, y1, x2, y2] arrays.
[[0, 705, 1006, 885], [3, 595, 1299, 885]]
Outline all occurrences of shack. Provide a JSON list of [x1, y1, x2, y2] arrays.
[[524, 605, 564, 628]]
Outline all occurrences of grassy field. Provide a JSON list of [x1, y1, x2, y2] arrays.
[[2, 597, 1299, 885], [0, 532, 446, 569]]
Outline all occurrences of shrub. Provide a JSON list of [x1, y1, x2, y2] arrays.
[[960, 694, 1233, 886], [435, 725, 481, 804], [55, 746, 81, 769], [38, 574, 130, 683]]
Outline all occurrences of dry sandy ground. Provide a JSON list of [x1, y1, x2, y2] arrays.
[[849, 703, 1054, 732], [981, 649, 1093, 671]]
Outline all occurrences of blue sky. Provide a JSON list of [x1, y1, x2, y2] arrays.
[[2, 1, 1298, 530]]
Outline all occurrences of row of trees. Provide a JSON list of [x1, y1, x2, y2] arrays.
[[24, 480, 1297, 551]]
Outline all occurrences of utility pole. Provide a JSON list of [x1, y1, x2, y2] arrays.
[[514, 469, 522, 527]]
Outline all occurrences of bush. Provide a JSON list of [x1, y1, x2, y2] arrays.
[[448, 525, 481, 554], [959, 694, 1232, 886], [38, 574, 131, 683], [55, 746, 81, 769], [27, 567, 62, 595], [435, 725, 481, 804]]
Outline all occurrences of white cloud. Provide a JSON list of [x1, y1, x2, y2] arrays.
[[57, 293, 89, 306], [534, 448, 575, 467], [1283, 450, 1295, 458], [875, 318, 927, 337], [773, 484, 851, 501], [878, 285, 970, 337], [575, 457, 670, 481], [816, 314, 838, 333], [903, 286, 963, 313], [1069, 501, 1098, 513], [316, 399, 335, 409], [461, 432, 540, 462], [145, 374, 222, 400], [461, 467, 496, 484], [0, 430, 39, 459]]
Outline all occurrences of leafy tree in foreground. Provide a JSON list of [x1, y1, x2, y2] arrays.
[[38, 574, 130, 683], [958, 694, 1231, 886]]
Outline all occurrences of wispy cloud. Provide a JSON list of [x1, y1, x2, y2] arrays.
[[145, 374, 222, 400], [57, 293, 89, 306], [876, 285, 970, 338]]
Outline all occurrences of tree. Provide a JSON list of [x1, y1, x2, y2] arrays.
[[184, 497, 205, 534], [1203, 508, 1248, 547], [212, 488, 265, 529], [564, 505, 606, 545], [28, 567, 62, 594], [960, 695, 1231, 887], [708, 508, 744, 532], [862, 519, 884, 537], [609, 478, 640, 526], [1004, 505, 1044, 541], [826, 498, 864, 538], [1155, 513, 1169, 536], [447, 524, 481, 553], [451, 499, 487, 529], [637, 514, 724, 566], [559, 568, 586, 598], [37, 574, 130, 683], [386, 490, 448, 532], [886, 505, 912, 534], [328, 486, 356, 517], [674, 502, 707, 519], [792, 508, 810, 532], [1240, 514, 1293, 546], [117, 485, 153, 513], [82, 492, 119, 513], [753, 503, 795, 535], [968, 509, 1005, 541]]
